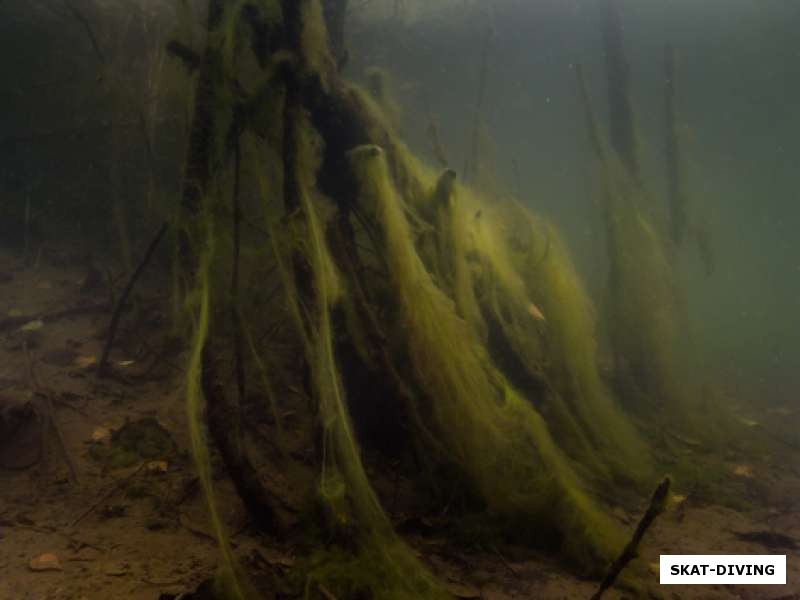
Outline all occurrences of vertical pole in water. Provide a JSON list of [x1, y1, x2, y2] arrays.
[[24, 192, 31, 266], [323, 0, 349, 68], [601, 0, 639, 180], [464, 19, 493, 185], [664, 44, 687, 245]]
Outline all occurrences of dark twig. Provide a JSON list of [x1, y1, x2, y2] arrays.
[[663, 44, 687, 245], [70, 462, 146, 527], [591, 476, 671, 600], [322, 0, 349, 69], [463, 19, 493, 184], [23, 341, 78, 482], [62, 0, 105, 63], [574, 63, 605, 162], [231, 138, 246, 417], [97, 221, 168, 377], [490, 543, 518, 577], [601, 0, 639, 179]]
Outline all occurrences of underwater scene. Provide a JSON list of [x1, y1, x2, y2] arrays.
[[1, 0, 798, 598]]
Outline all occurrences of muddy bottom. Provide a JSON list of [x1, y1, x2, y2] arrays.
[[0, 250, 797, 600]]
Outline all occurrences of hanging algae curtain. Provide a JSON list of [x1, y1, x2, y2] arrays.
[[176, 0, 656, 597]]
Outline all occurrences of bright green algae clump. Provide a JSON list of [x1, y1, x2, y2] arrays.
[[348, 146, 629, 572]]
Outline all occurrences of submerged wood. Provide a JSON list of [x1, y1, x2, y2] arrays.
[[98, 221, 168, 378], [175, 0, 281, 540], [591, 476, 671, 600], [663, 44, 687, 245], [202, 348, 280, 534], [601, 0, 639, 179]]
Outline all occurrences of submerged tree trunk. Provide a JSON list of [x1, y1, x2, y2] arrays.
[[601, 0, 639, 180], [178, 0, 280, 540], [663, 44, 687, 245], [174, 2, 662, 598], [593, 1, 697, 433]]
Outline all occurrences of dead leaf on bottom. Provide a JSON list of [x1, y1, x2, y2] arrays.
[[733, 464, 754, 478], [103, 561, 129, 577], [19, 319, 44, 333], [146, 460, 169, 474], [670, 494, 687, 509], [91, 426, 113, 444], [74, 355, 97, 369], [29, 552, 62, 572]]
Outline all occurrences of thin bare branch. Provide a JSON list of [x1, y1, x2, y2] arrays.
[[62, 0, 105, 63]]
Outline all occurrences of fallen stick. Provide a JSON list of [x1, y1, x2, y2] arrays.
[[62, 0, 105, 63], [590, 476, 671, 600], [490, 543, 518, 576], [42, 392, 78, 482], [23, 341, 78, 483], [70, 462, 146, 527], [97, 221, 168, 378]]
